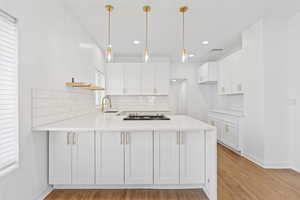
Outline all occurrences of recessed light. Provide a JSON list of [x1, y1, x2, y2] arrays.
[[202, 41, 209, 45], [171, 79, 177, 82], [189, 54, 195, 58], [133, 40, 140, 45]]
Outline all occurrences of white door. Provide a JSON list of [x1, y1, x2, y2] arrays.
[[95, 132, 125, 184], [125, 132, 153, 184], [180, 131, 205, 184], [106, 63, 124, 95], [155, 63, 170, 95], [49, 132, 72, 185], [141, 63, 155, 94], [71, 132, 95, 184], [154, 131, 180, 184], [123, 63, 141, 95]]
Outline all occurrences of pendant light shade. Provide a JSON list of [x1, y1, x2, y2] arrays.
[[143, 5, 151, 63], [180, 6, 188, 63], [105, 5, 114, 63]]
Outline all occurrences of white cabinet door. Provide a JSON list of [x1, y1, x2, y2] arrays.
[[231, 51, 244, 94], [222, 123, 238, 150], [106, 63, 124, 95], [141, 63, 156, 94], [72, 132, 95, 185], [123, 63, 141, 95], [180, 131, 205, 184], [154, 131, 180, 184], [95, 132, 125, 184], [49, 132, 72, 185], [125, 132, 153, 184], [218, 56, 232, 95], [155, 63, 170, 95]]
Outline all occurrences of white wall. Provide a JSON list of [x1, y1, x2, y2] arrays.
[[0, 0, 104, 200], [287, 13, 300, 172]]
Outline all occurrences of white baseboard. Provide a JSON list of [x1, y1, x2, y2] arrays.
[[292, 167, 300, 173], [242, 151, 265, 168], [242, 151, 292, 169], [53, 184, 203, 190], [35, 186, 53, 200]]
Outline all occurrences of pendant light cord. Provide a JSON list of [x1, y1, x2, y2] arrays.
[[146, 11, 149, 50], [108, 9, 111, 47], [182, 11, 185, 50]]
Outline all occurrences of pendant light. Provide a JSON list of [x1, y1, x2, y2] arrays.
[[179, 6, 188, 63], [143, 5, 151, 63], [105, 5, 114, 62]]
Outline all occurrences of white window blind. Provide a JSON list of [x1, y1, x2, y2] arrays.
[[0, 9, 18, 175]]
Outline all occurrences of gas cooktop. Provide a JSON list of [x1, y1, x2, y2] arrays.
[[123, 114, 170, 120]]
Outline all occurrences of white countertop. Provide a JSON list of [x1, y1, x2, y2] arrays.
[[33, 112, 216, 132]]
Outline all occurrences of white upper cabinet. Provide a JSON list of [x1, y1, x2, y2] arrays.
[[95, 132, 125, 184], [106, 63, 124, 95], [106, 63, 170, 95], [154, 63, 170, 95], [218, 50, 244, 95], [198, 62, 218, 84], [154, 131, 180, 184], [123, 63, 141, 95], [141, 63, 156, 95], [125, 131, 154, 184]]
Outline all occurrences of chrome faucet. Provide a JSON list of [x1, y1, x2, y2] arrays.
[[101, 95, 112, 112]]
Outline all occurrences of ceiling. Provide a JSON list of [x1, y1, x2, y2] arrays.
[[64, 0, 300, 63]]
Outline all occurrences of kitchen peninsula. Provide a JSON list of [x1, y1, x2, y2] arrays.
[[34, 113, 217, 200]]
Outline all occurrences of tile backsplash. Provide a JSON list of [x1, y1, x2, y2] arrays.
[[32, 88, 95, 127], [110, 95, 170, 111]]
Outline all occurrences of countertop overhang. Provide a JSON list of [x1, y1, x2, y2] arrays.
[[33, 113, 216, 132]]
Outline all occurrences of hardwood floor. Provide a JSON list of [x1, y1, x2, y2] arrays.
[[218, 145, 300, 200], [45, 145, 300, 200], [45, 189, 208, 200]]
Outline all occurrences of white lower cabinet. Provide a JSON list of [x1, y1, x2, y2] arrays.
[[50, 130, 206, 186], [49, 131, 95, 185], [154, 131, 180, 184], [180, 131, 205, 184], [95, 132, 124, 184], [125, 132, 154, 184]]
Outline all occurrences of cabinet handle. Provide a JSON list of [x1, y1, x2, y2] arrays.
[[181, 132, 184, 145], [72, 132, 77, 145], [67, 132, 70, 145], [120, 132, 123, 145], [125, 132, 129, 144]]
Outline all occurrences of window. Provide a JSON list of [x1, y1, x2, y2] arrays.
[[0, 9, 18, 176]]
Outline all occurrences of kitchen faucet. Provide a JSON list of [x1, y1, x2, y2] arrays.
[[101, 95, 112, 112]]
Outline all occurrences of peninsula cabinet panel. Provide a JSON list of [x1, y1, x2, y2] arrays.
[[71, 132, 95, 185], [49, 131, 95, 185], [49, 132, 72, 185], [154, 131, 180, 184], [180, 131, 205, 184], [125, 132, 154, 184], [95, 132, 125, 184]]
